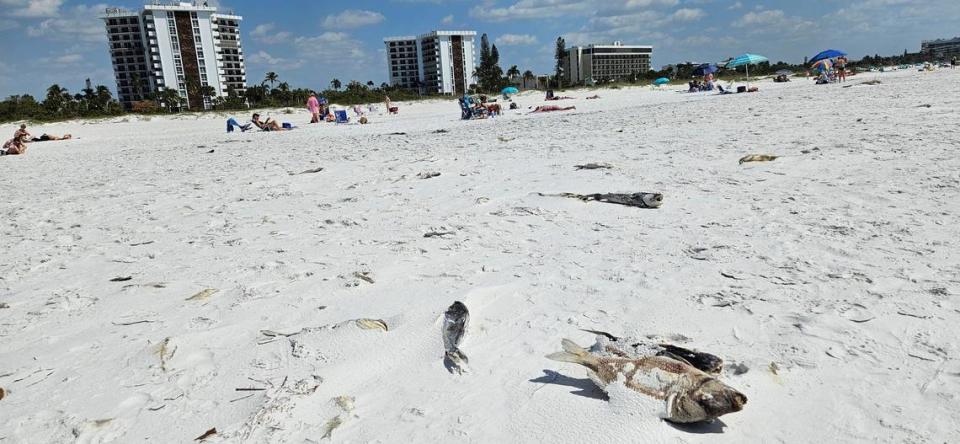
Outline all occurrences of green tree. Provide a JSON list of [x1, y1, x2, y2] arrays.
[[330, 78, 341, 90], [264, 72, 279, 90], [507, 65, 521, 81]]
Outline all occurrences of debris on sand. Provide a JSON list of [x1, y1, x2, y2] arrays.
[[546, 338, 746, 423], [739, 154, 778, 165], [0, 302, 9, 309], [110, 276, 133, 282], [442, 301, 470, 374], [498, 136, 516, 142], [0, 386, 6, 401], [322, 416, 343, 439], [292, 167, 324, 175], [334, 395, 356, 413], [433, 129, 449, 134], [354, 319, 388, 331], [424, 229, 457, 238], [352, 271, 375, 284], [417, 171, 441, 179], [194, 427, 217, 441], [574, 163, 614, 170], [539, 192, 663, 209], [186, 288, 219, 302], [843, 79, 881, 88]]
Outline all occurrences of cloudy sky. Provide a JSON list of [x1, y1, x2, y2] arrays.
[[1, 0, 958, 97]]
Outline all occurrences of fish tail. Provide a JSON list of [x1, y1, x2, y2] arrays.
[[546, 339, 599, 369]]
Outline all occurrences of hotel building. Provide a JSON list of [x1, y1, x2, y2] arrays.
[[563, 42, 653, 85], [921, 37, 960, 60], [101, 1, 246, 110], [384, 31, 477, 95]]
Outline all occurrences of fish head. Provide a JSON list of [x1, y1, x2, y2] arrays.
[[642, 193, 664, 208], [668, 380, 747, 423]]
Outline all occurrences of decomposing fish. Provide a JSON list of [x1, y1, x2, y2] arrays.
[[582, 329, 724, 375], [354, 319, 388, 331], [541, 192, 664, 209], [739, 154, 778, 165], [574, 163, 615, 170], [442, 301, 470, 374], [547, 339, 746, 423], [185, 288, 218, 302], [417, 171, 441, 179]]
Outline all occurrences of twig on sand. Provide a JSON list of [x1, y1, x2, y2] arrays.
[[111, 320, 156, 326], [417, 171, 441, 179], [110, 276, 133, 282], [235, 387, 267, 392], [424, 230, 456, 238], [194, 428, 217, 441], [291, 167, 324, 175], [229, 394, 256, 403]]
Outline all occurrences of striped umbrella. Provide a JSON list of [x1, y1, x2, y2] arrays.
[[725, 53, 769, 83], [812, 59, 832, 71]]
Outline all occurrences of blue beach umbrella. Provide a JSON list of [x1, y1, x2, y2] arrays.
[[692, 63, 719, 77], [725, 53, 769, 83], [654, 77, 670, 85], [809, 49, 847, 64], [501, 86, 519, 95]]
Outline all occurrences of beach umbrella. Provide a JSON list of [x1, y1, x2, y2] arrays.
[[692, 63, 719, 77], [809, 49, 847, 64], [654, 77, 670, 85], [812, 59, 832, 71], [501, 86, 519, 95], [725, 53, 768, 83]]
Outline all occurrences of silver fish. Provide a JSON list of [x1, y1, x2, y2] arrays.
[[582, 329, 725, 375], [547, 339, 746, 423], [442, 301, 469, 374]]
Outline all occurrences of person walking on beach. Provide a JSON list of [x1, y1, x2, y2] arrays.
[[307, 93, 321, 124], [836, 57, 847, 82]]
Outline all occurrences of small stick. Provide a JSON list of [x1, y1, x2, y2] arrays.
[[234, 387, 267, 392]]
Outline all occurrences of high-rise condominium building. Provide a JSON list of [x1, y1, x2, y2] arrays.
[[101, 1, 246, 110], [384, 31, 477, 96], [562, 42, 653, 85]]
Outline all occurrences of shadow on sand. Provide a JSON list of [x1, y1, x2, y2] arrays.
[[529, 370, 608, 401], [665, 419, 728, 434]]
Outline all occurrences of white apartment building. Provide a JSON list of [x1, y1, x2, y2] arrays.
[[102, 1, 246, 110], [384, 31, 477, 96], [563, 42, 653, 85]]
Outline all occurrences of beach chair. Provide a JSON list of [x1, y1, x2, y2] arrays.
[[335, 110, 349, 124]]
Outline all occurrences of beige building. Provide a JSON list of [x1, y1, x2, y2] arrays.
[[563, 42, 652, 85]]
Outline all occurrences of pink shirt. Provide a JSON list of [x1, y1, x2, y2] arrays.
[[307, 96, 320, 113]]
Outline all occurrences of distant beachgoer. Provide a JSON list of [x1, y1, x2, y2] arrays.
[[529, 105, 576, 113], [307, 93, 321, 123], [29, 133, 72, 142], [251, 113, 286, 131], [836, 57, 847, 82], [3, 124, 30, 154], [952, 56, 957, 69]]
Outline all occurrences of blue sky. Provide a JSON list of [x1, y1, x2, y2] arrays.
[[1, 0, 958, 98]]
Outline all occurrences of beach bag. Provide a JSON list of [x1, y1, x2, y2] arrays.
[[282, 123, 293, 129]]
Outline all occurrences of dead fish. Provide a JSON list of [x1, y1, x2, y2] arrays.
[[582, 329, 724, 375], [547, 339, 746, 423], [417, 171, 441, 179], [185, 288, 218, 301], [574, 163, 614, 170], [739, 154, 778, 165], [442, 301, 470, 374]]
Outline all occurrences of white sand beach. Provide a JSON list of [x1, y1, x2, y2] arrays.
[[1, 69, 959, 443]]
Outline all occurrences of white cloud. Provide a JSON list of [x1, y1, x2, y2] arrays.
[[441, 14, 453, 25], [0, 0, 63, 18], [322, 9, 385, 28], [54, 53, 82, 64], [728, 1, 742, 10], [733, 9, 815, 35], [26, 3, 107, 42], [247, 50, 304, 70], [250, 23, 292, 44], [670, 8, 705, 22], [496, 33, 538, 46]]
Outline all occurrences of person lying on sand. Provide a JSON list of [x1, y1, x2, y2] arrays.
[[29, 133, 72, 142], [545, 95, 575, 101], [586, 95, 601, 100], [529, 105, 576, 113], [251, 113, 287, 131]]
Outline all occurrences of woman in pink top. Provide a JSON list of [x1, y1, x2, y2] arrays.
[[307, 93, 320, 123]]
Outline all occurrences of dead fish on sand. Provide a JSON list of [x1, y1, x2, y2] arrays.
[[442, 301, 470, 374], [547, 339, 746, 423], [739, 154, 778, 165], [540, 192, 664, 209], [583, 329, 724, 375], [574, 163, 615, 170]]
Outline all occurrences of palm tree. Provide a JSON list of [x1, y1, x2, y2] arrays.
[[130, 73, 145, 100], [507, 65, 521, 81], [199, 85, 216, 107], [366, 80, 375, 87], [330, 78, 341, 90], [263, 72, 279, 96], [159, 88, 181, 112]]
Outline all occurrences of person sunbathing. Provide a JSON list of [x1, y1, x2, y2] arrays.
[[545, 95, 575, 101], [251, 113, 286, 131], [29, 133, 72, 142], [529, 105, 576, 113], [2, 124, 30, 155], [586, 95, 601, 100]]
